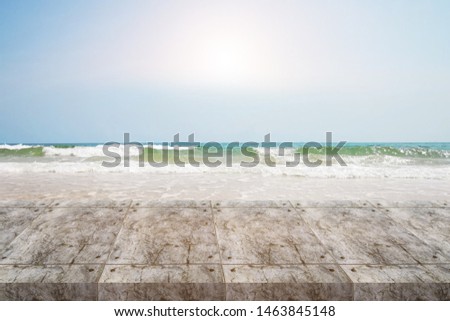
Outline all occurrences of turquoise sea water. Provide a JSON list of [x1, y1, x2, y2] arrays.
[[1, 142, 450, 159]]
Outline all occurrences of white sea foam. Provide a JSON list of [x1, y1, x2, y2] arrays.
[[41, 144, 191, 158], [0, 144, 40, 150], [0, 159, 449, 179], [42, 145, 144, 158], [0, 144, 449, 179]]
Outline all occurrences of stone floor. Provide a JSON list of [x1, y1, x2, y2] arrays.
[[0, 200, 449, 300]]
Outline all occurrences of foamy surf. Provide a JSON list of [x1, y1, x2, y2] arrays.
[[0, 143, 449, 179]]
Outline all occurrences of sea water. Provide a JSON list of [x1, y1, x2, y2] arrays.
[[0, 142, 449, 179]]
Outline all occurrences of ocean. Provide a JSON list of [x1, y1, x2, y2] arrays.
[[1, 142, 449, 179]]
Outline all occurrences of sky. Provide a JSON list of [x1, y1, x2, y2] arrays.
[[0, 0, 449, 143]]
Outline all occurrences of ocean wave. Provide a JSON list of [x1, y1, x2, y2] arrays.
[[1, 143, 449, 158], [0, 143, 449, 179], [0, 161, 449, 179], [0, 146, 44, 157], [293, 145, 450, 159], [0, 144, 42, 150], [42, 145, 109, 158]]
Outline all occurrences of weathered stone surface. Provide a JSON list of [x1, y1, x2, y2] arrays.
[[383, 208, 450, 261], [214, 207, 335, 264], [370, 200, 445, 208], [224, 264, 352, 300], [0, 207, 127, 264], [213, 200, 291, 208], [0, 200, 448, 300], [291, 200, 372, 208], [439, 200, 450, 207], [301, 207, 447, 264], [0, 207, 43, 248], [50, 200, 131, 208], [99, 264, 224, 300], [0, 200, 52, 208], [131, 200, 210, 208], [341, 264, 450, 300], [0, 264, 101, 300], [108, 207, 220, 264]]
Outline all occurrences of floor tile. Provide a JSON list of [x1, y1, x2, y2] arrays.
[[131, 200, 210, 208], [341, 264, 450, 300], [383, 207, 450, 261], [301, 207, 446, 264], [214, 208, 334, 264], [212, 200, 291, 208], [50, 200, 131, 208], [0, 264, 102, 300], [0, 207, 43, 248], [99, 264, 224, 300], [291, 200, 372, 208], [370, 200, 444, 208], [224, 264, 352, 300], [108, 208, 220, 264], [0, 207, 127, 264], [0, 200, 52, 208]]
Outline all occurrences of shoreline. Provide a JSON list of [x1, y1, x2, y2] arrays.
[[1, 172, 450, 201]]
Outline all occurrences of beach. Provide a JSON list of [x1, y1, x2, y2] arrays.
[[1, 143, 450, 201], [1, 172, 450, 201]]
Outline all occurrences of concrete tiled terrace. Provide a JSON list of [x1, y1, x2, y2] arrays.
[[0, 200, 449, 300]]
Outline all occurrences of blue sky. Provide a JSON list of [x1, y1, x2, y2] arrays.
[[1, 0, 449, 143]]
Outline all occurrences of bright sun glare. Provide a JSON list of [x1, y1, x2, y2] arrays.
[[201, 38, 255, 84]]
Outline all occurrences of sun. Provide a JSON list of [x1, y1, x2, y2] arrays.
[[201, 38, 252, 84]]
